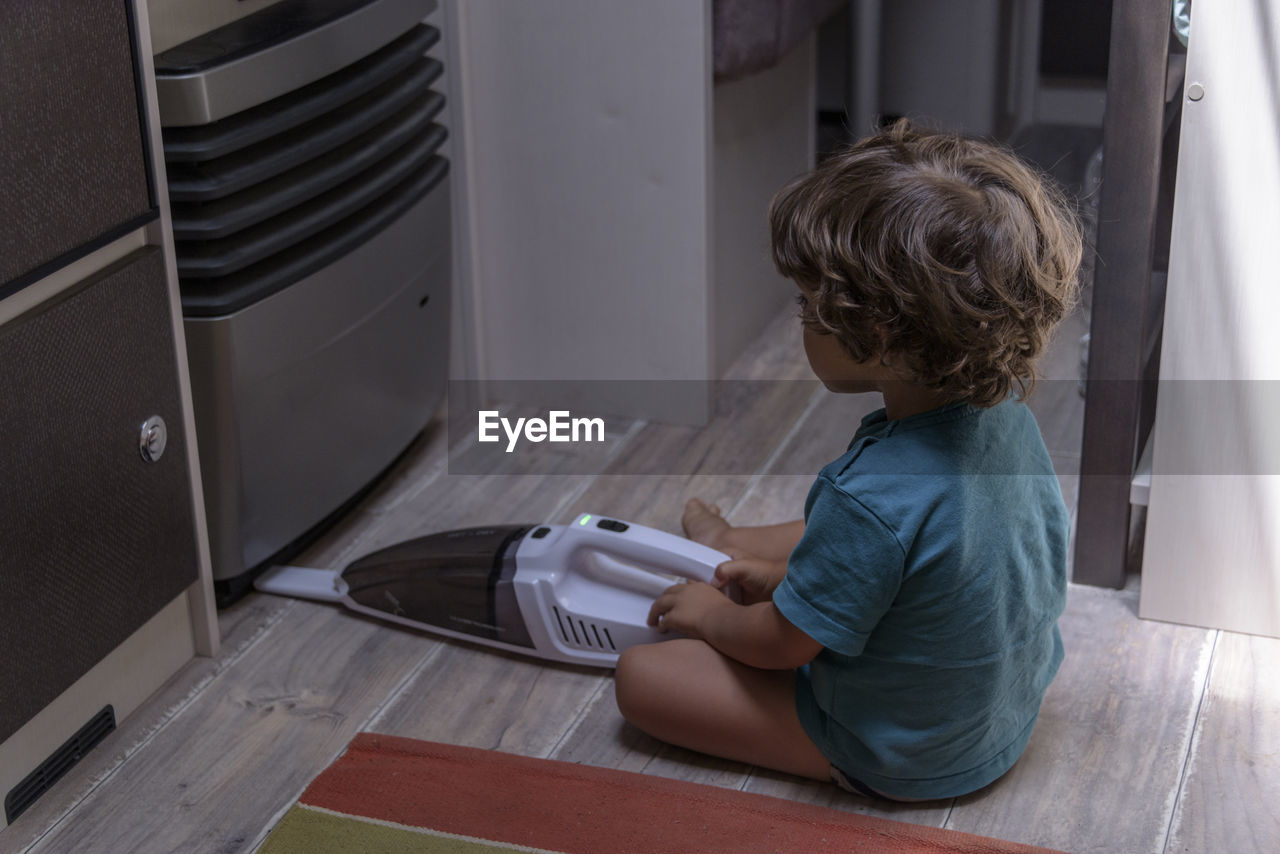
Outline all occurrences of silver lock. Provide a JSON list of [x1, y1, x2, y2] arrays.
[[139, 415, 167, 463]]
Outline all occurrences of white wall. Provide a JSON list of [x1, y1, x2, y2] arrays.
[[446, 0, 813, 423], [712, 36, 814, 378], [451, 0, 713, 391], [1140, 0, 1280, 638]]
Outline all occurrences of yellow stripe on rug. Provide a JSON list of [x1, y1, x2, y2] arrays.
[[258, 803, 567, 854]]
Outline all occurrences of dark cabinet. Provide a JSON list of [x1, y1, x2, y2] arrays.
[[0, 247, 199, 748], [0, 0, 213, 829], [0, 2, 157, 298]]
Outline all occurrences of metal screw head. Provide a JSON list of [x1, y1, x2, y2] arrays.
[[139, 415, 167, 462], [1188, 82, 1205, 101]]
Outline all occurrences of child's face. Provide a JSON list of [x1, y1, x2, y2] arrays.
[[796, 286, 893, 394]]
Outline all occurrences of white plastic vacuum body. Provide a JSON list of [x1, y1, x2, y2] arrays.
[[254, 513, 731, 667]]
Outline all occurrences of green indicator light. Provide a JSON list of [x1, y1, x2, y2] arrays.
[[579, 514, 592, 526]]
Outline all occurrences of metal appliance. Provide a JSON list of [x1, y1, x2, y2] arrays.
[[151, 0, 450, 603]]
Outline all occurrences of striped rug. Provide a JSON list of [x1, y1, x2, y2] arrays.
[[257, 733, 1063, 853]]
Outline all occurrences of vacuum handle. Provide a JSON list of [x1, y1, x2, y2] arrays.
[[566, 513, 729, 585]]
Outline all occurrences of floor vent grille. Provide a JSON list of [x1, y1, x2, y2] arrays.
[[5, 705, 115, 824]]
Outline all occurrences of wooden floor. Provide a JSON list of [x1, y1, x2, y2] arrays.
[[6, 305, 1278, 854]]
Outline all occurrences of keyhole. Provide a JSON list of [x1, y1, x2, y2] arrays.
[[139, 416, 167, 462]]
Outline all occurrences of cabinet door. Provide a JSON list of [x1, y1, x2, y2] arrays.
[[0, 247, 199, 744], [0, 1, 156, 299]]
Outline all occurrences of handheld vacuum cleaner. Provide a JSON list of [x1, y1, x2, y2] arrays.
[[254, 513, 732, 667]]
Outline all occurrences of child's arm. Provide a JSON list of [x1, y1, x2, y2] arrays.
[[712, 556, 788, 605], [648, 582, 821, 670]]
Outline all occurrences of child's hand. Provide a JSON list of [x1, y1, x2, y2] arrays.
[[647, 581, 734, 639], [712, 557, 787, 605]]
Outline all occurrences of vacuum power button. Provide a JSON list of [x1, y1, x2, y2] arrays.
[[596, 519, 629, 533]]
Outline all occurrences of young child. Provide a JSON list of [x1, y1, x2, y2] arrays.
[[614, 119, 1081, 801]]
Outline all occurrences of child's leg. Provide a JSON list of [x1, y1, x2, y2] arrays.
[[614, 638, 831, 781]]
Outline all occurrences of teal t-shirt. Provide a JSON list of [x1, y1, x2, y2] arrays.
[[772, 399, 1068, 799]]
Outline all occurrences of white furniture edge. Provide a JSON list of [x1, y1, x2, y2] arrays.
[[135, 0, 220, 657]]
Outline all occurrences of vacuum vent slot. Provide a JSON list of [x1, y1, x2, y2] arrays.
[[550, 608, 618, 652], [5, 706, 115, 824], [552, 606, 571, 645]]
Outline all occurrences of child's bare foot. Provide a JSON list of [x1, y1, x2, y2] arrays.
[[682, 498, 731, 550]]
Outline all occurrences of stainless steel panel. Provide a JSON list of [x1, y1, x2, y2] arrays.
[[155, 0, 436, 126], [184, 179, 450, 580]]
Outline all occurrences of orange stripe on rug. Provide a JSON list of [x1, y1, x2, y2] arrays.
[[276, 733, 1064, 854]]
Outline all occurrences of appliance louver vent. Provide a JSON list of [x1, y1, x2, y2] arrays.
[[161, 23, 448, 317], [5, 706, 115, 824]]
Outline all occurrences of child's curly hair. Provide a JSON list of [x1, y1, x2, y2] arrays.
[[770, 119, 1082, 407]]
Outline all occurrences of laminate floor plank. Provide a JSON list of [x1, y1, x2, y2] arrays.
[[5, 418, 458, 852], [1030, 309, 1086, 518], [24, 601, 439, 854], [743, 770, 954, 827], [943, 585, 1216, 854], [446, 402, 641, 478], [338, 471, 597, 558], [601, 380, 816, 478], [548, 384, 880, 794], [538, 400, 804, 791], [27, 302, 1267, 854], [722, 387, 877, 531], [727, 475, 814, 530], [333, 336, 802, 793], [723, 384, 960, 824], [1027, 375, 1086, 461], [727, 346, 1091, 831], [548, 679, 662, 774], [721, 303, 811, 381], [331, 436, 622, 754], [370, 643, 607, 759], [568, 473, 754, 534], [533, 468, 759, 791], [761, 389, 883, 476], [1165, 630, 1280, 854], [547, 676, 754, 791], [0, 594, 289, 854]]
